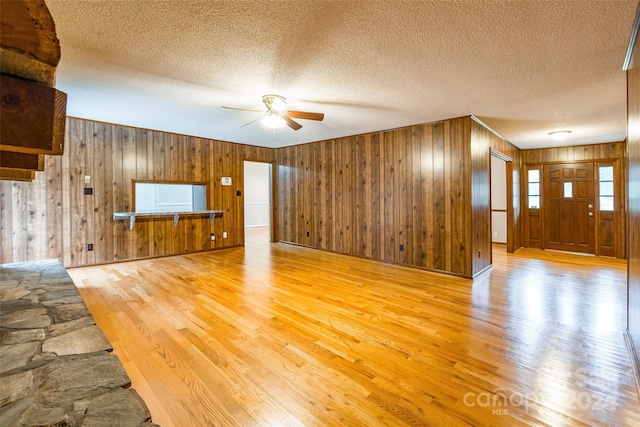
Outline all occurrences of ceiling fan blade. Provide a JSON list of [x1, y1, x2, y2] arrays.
[[282, 115, 302, 131], [286, 110, 324, 121], [241, 117, 264, 128], [222, 106, 265, 113]]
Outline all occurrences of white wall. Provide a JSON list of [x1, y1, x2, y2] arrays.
[[491, 155, 507, 243], [135, 183, 193, 212], [244, 161, 271, 227]]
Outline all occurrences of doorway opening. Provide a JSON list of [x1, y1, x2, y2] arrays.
[[491, 154, 508, 254], [243, 161, 272, 245]]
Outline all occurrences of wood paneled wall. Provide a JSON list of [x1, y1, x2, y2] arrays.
[[0, 118, 274, 267], [521, 141, 627, 258], [1, 115, 523, 278], [626, 16, 640, 386], [469, 119, 523, 268], [522, 142, 627, 164], [276, 116, 520, 279]]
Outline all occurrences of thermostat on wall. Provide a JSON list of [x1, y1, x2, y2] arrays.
[[221, 177, 232, 186]]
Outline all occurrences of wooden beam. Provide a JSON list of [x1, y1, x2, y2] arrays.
[[0, 73, 66, 155], [0, 167, 35, 181], [0, 0, 60, 85], [0, 151, 45, 171]]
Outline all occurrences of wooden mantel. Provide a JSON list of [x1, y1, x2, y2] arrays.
[[0, 0, 67, 181]]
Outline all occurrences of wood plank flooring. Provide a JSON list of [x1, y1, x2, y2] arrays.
[[68, 228, 640, 426]]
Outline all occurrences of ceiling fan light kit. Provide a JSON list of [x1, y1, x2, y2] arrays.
[[262, 112, 286, 129], [223, 94, 324, 131]]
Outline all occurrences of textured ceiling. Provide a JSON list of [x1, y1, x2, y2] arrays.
[[46, 0, 638, 149]]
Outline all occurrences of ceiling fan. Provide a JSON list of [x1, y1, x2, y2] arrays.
[[222, 94, 324, 131]]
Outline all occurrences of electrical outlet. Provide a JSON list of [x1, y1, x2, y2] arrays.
[[210, 234, 215, 241], [478, 250, 481, 258], [399, 244, 404, 252], [87, 244, 93, 251], [306, 231, 310, 237], [223, 232, 227, 238], [493, 231, 498, 238], [84, 175, 91, 184]]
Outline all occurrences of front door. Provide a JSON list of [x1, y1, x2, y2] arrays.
[[543, 162, 595, 254]]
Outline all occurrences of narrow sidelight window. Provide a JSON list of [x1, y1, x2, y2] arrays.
[[528, 169, 540, 208], [599, 166, 614, 211]]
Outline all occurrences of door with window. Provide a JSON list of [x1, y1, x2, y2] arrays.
[[543, 162, 595, 253]]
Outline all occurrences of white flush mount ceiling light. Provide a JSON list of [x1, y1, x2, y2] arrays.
[[548, 130, 572, 141]]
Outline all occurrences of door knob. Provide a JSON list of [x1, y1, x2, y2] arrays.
[[589, 212, 594, 217]]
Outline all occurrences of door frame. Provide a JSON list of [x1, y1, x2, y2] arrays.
[[490, 149, 514, 255], [242, 159, 277, 244], [523, 159, 625, 257]]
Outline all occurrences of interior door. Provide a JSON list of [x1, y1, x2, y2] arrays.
[[543, 162, 595, 254]]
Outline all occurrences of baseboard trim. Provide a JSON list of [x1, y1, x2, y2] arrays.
[[624, 329, 640, 401], [473, 264, 493, 280]]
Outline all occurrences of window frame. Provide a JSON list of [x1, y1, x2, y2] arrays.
[[132, 179, 209, 214], [527, 167, 541, 209]]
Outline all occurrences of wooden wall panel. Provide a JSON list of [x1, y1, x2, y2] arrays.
[[0, 117, 274, 267], [483, 127, 523, 254], [522, 142, 626, 164], [470, 120, 491, 275], [275, 116, 512, 278], [468, 119, 524, 274], [522, 141, 626, 258], [627, 23, 640, 383]]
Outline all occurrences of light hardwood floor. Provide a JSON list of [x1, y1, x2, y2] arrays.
[[69, 228, 640, 426]]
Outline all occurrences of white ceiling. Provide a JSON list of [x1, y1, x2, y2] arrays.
[[47, 0, 638, 150]]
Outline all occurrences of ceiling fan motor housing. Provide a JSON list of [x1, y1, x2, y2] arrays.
[[262, 94, 287, 112]]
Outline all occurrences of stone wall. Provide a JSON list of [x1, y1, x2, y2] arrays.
[[0, 259, 157, 427]]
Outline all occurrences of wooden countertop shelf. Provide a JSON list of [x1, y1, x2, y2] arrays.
[[113, 210, 224, 230]]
